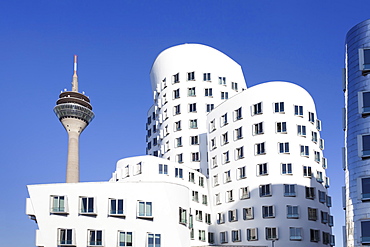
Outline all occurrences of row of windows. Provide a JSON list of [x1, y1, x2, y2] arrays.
[[147, 135, 199, 151], [161, 72, 238, 90], [207, 228, 334, 244], [215, 206, 333, 225], [212, 184, 332, 206], [58, 229, 160, 247], [209, 122, 324, 148], [208, 104, 321, 129], [171, 87, 231, 100], [50, 196, 153, 218]]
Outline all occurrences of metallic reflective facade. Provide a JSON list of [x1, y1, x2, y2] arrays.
[[344, 19, 370, 247]]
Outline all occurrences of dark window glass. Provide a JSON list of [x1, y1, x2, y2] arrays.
[[362, 178, 370, 200], [361, 221, 370, 242], [363, 135, 370, 154], [364, 49, 370, 65]]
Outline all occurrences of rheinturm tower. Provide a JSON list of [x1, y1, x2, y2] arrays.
[[54, 55, 94, 183]]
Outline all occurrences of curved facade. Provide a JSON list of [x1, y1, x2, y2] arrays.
[[207, 82, 332, 246], [146, 44, 247, 173], [344, 19, 370, 247]]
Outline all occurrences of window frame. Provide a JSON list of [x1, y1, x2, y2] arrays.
[[137, 201, 153, 218], [109, 198, 125, 216], [118, 231, 133, 247], [50, 195, 68, 214], [79, 196, 96, 215]]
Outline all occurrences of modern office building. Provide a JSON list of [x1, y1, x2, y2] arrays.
[[26, 44, 334, 247], [344, 19, 370, 247]]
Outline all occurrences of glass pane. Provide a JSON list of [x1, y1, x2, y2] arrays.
[[146, 202, 152, 216], [362, 178, 370, 199], [88, 198, 94, 213], [363, 135, 370, 152], [361, 221, 370, 238], [139, 202, 145, 216], [364, 49, 370, 65]]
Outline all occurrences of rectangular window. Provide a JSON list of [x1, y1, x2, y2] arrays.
[[228, 209, 238, 222], [147, 233, 161, 247], [198, 230, 206, 242], [243, 207, 254, 220], [222, 132, 228, 145], [305, 187, 315, 199], [176, 153, 184, 163], [323, 232, 330, 244], [189, 172, 195, 183], [174, 104, 181, 115], [223, 151, 230, 164], [51, 195, 67, 213], [238, 166, 246, 180], [319, 190, 326, 203], [276, 122, 287, 133], [314, 151, 321, 163], [255, 142, 266, 155], [88, 230, 103, 246], [58, 228, 74, 245], [202, 194, 208, 205], [287, 205, 299, 218], [235, 107, 242, 120], [253, 102, 262, 115], [195, 210, 202, 221], [320, 138, 325, 150], [274, 102, 284, 113], [192, 191, 199, 202], [361, 221, 370, 243], [188, 87, 196, 96], [211, 156, 217, 168], [284, 184, 296, 197], [308, 207, 318, 221], [290, 227, 302, 241], [80, 197, 95, 214], [232, 82, 238, 91], [189, 103, 197, 112], [220, 231, 228, 243], [189, 119, 197, 128], [175, 167, 183, 178], [253, 122, 263, 135], [281, 163, 292, 175], [316, 119, 322, 131], [203, 73, 211, 81], [208, 232, 214, 244], [266, 227, 278, 240], [206, 104, 214, 112], [205, 213, 211, 224], [294, 105, 303, 116], [359, 134, 370, 157], [359, 91, 370, 114], [326, 195, 332, 207], [236, 146, 244, 159], [210, 137, 216, 150], [279, 142, 290, 154], [219, 77, 226, 85], [258, 163, 268, 176], [362, 177, 370, 200], [173, 73, 179, 83], [138, 201, 152, 218], [213, 175, 219, 187], [303, 165, 312, 177], [221, 113, 228, 126], [187, 71, 195, 81], [217, 212, 225, 224], [224, 170, 231, 183], [309, 112, 315, 123], [119, 231, 133, 247], [173, 89, 180, 99], [109, 199, 124, 215], [199, 177, 204, 187], [247, 228, 258, 241], [262, 205, 274, 218], [260, 184, 272, 197], [209, 119, 216, 132], [312, 131, 318, 143], [235, 127, 243, 139], [232, 230, 241, 242], [300, 145, 309, 157], [190, 135, 199, 145], [175, 137, 182, 147], [191, 152, 200, 162], [240, 187, 250, 199], [297, 125, 306, 136], [310, 229, 320, 242], [221, 92, 228, 99], [205, 88, 213, 96], [321, 211, 328, 224], [158, 164, 168, 174], [226, 190, 234, 202]]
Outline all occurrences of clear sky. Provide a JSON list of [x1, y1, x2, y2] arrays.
[[0, 0, 367, 246]]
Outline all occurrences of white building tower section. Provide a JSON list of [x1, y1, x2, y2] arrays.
[[146, 44, 247, 174], [54, 55, 94, 183]]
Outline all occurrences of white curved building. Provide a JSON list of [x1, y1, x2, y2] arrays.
[[26, 44, 334, 247]]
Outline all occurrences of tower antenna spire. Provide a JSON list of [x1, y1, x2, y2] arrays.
[[72, 55, 78, 92]]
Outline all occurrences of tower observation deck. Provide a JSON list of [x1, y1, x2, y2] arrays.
[[54, 55, 94, 183]]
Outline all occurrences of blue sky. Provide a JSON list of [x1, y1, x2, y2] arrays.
[[0, 0, 367, 246]]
